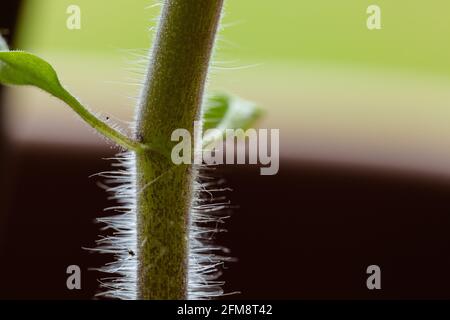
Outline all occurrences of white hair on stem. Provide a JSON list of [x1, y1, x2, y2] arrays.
[[92, 152, 138, 300], [91, 155, 235, 300], [188, 165, 235, 299]]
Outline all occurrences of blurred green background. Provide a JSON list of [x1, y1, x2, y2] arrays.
[[16, 0, 450, 74], [7, 0, 450, 174]]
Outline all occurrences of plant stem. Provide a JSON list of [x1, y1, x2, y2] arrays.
[[61, 92, 144, 151], [135, 0, 224, 299]]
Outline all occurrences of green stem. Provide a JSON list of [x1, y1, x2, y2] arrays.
[[135, 0, 224, 299], [60, 91, 144, 151]]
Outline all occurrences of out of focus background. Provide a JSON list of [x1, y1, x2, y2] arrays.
[[2, 0, 450, 299]]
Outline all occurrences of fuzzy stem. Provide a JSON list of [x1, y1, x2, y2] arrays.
[[60, 92, 144, 151], [135, 0, 223, 299]]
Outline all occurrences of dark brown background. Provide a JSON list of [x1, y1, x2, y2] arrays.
[[1, 145, 450, 299]]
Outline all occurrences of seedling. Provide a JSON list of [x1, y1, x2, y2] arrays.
[[0, 1, 261, 299]]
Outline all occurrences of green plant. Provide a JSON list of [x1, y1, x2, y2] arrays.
[[0, 1, 261, 300]]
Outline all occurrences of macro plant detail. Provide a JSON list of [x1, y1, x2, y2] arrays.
[[0, 0, 261, 300]]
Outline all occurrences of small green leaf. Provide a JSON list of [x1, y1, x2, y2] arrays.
[[0, 50, 142, 151], [0, 35, 8, 51], [202, 93, 263, 146], [0, 51, 66, 97]]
